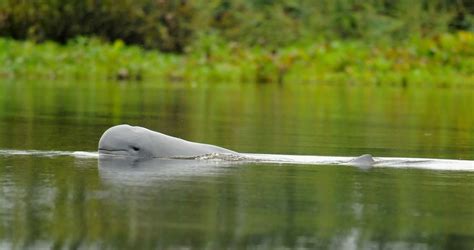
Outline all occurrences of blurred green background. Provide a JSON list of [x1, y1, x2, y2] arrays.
[[1, 0, 473, 49], [0, 0, 473, 84]]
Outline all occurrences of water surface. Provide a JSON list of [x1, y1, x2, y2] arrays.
[[0, 80, 473, 249]]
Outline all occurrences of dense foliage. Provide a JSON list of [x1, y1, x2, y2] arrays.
[[0, 0, 194, 52], [1, 32, 472, 85], [0, 0, 473, 52]]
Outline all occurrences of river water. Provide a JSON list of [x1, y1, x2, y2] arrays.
[[0, 80, 473, 249]]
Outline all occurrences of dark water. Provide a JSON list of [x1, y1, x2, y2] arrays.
[[0, 80, 473, 249]]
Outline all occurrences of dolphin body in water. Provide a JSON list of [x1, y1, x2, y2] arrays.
[[98, 124, 474, 170], [98, 124, 380, 168]]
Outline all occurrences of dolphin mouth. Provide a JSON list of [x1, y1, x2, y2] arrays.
[[98, 148, 130, 156]]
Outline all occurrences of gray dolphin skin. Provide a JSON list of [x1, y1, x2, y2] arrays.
[[344, 154, 375, 168], [98, 124, 377, 167], [97, 125, 474, 170], [98, 124, 237, 159]]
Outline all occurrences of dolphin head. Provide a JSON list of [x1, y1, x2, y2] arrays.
[[99, 124, 238, 159], [98, 125, 155, 158]]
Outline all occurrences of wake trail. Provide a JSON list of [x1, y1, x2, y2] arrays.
[[0, 149, 99, 159], [0, 149, 472, 171], [242, 153, 474, 171]]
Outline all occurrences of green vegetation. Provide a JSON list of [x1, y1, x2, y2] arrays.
[[0, 0, 473, 84], [1, 0, 473, 49], [0, 31, 473, 85]]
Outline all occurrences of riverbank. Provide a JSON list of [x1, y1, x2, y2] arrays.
[[1, 32, 473, 86]]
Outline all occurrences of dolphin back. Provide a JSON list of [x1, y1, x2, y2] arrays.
[[146, 130, 237, 158]]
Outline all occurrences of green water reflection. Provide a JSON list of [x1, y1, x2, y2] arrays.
[[0, 80, 472, 158], [0, 80, 473, 249]]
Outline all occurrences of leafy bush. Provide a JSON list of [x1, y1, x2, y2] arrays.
[[0, 0, 195, 52], [0, 0, 472, 52]]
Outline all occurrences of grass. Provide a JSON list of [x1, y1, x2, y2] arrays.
[[0, 32, 473, 86]]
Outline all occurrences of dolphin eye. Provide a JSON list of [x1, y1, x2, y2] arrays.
[[131, 146, 140, 151]]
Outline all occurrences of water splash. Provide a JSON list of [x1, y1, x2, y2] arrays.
[[170, 153, 252, 162]]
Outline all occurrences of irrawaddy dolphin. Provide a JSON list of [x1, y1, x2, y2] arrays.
[[98, 124, 376, 167], [98, 125, 474, 170], [99, 124, 237, 158]]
